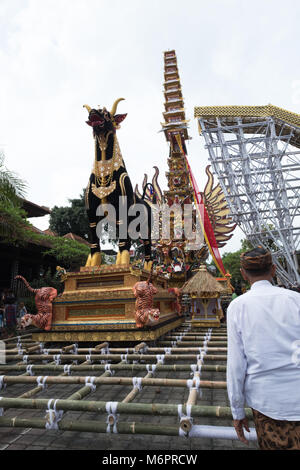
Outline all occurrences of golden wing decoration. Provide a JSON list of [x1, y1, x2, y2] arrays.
[[202, 165, 236, 248]]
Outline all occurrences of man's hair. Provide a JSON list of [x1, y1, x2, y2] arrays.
[[240, 246, 273, 276]]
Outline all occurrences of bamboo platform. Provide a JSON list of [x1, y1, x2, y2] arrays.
[[0, 322, 258, 450]]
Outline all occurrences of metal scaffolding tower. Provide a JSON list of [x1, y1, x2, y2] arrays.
[[194, 105, 300, 286]]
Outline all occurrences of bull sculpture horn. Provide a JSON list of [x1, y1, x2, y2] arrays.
[[110, 98, 125, 116], [83, 104, 92, 113]]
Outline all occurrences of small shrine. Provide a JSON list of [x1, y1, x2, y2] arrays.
[[181, 264, 225, 327]]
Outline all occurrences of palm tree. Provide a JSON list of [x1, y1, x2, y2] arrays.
[[0, 150, 27, 239]]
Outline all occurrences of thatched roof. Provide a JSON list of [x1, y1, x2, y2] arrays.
[[181, 264, 225, 297]]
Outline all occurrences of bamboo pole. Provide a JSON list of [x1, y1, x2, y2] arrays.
[[66, 355, 126, 402], [1, 345, 228, 355], [121, 371, 152, 404], [158, 342, 227, 348], [134, 342, 147, 353], [0, 363, 227, 373], [0, 416, 181, 436], [0, 416, 254, 440], [4, 353, 227, 362], [0, 375, 227, 389], [181, 370, 201, 433], [0, 397, 253, 420], [164, 335, 227, 340], [61, 343, 77, 353], [18, 361, 61, 399], [94, 342, 109, 351], [180, 330, 228, 332], [2, 334, 32, 343]]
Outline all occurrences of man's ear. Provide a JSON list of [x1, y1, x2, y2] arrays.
[[240, 267, 249, 281], [271, 264, 276, 277], [114, 113, 127, 124]]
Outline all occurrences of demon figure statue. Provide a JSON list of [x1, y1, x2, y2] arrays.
[[132, 269, 160, 328], [15, 276, 57, 331], [168, 287, 183, 316], [83, 98, 153, 270]]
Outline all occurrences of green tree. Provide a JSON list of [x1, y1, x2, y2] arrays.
[[42, 235, 90, 271], [208, 238, 254, 289], [49, 189, 117, 247], [49, 190, 89, 239], [241, 238, 254, 251], [222, 249, 244, 286]]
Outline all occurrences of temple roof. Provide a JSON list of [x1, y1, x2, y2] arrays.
[[62, 232, 90, 246], [21, 199, 51, 218], [182, 264, 225, 297]]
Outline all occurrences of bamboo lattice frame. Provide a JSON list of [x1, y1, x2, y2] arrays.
[[0, 323, 257, 449]]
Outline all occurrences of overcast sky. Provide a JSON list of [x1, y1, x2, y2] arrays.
[[1, 0, 299, 254]]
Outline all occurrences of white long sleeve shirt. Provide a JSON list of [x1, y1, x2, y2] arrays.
[[226, 280, 300, 420]]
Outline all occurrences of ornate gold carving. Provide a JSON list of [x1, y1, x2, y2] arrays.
[[93, 136, 124, 178], [91, 134, 125, 200], [33, 317, 183, 342], [68, 306, 125, 317], [91, 180, 116, 200]]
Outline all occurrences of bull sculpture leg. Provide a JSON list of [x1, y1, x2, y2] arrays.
[[85, 185, 103, 267]]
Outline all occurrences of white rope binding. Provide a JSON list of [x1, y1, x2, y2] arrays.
[[54, 355, 61, 365], [42, 349, 49, 364], [132, 377, 143, 392], [104, 364, 115, 376], [156, 354, 165, 365], [22, 355, 29, 364], [121, 354, 128, 363], [146, 364, 157, 374], [187, 377, 202, 397], [45, 399, 64, 430], [85, 376, 96, 392], [36, 376, 48, 390], [105, 401, 119, 434], [0, 376, 5, 391], [178, 404, 193, 437], [26, 365, 34, 376], [63, 364, 72, 376]]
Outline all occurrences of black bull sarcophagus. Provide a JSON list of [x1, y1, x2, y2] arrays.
[[83, 98, 153, 270]]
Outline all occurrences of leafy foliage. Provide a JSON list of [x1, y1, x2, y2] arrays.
[[0, 151, 30, 242], [30, 268, 64, 293], [49, 190, 89, 239], [0, 151, 27, 205], [209, 237, 254, 290], [42, 235, 90, 271], [49, 188, 118, 247]]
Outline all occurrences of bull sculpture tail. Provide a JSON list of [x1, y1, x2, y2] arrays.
[[15, 275, 38, 294]]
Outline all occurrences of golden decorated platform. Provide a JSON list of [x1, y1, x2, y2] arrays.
[[33, 265, 183, 342]]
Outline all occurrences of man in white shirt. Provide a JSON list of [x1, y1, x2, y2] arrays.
[[226, 246, 300, 450]]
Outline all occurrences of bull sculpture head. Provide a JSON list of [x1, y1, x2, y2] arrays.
[[83, 98, 127, 136]]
